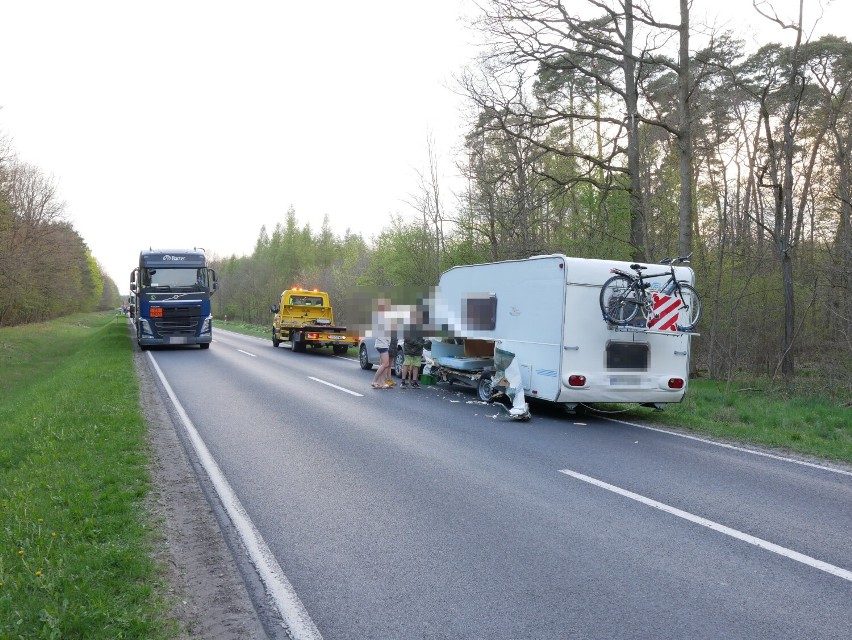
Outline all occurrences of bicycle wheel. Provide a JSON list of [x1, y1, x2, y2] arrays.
[[600, 275, 641, 325], [674, 282, 701, 330]]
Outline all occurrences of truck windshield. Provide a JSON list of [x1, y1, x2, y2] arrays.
[[142, 268, 207, 291]]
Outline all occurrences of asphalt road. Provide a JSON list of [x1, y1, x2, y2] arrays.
[[145, 328, 852, 640]]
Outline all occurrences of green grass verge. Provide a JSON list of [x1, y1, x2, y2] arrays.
[[216, 318, 269, 340], [0, 312, 176, 639], [617, 378, 852, 464]]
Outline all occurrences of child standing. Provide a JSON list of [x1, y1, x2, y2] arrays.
[[400, 335, 428, 388]]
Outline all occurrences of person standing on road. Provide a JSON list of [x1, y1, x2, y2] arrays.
[[371, 298, 394, 389], [371, 335, 395, 389], [400, 335, 429, 388]]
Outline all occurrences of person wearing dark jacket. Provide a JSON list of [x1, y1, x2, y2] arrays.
[[400, 335, 429, 388]]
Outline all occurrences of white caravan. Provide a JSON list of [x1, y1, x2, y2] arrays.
[[431, 254, 696, 410]]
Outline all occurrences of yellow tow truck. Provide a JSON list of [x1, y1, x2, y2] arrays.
[[270, 288, 359, 354]]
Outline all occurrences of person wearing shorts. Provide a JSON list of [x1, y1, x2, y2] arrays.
[[371, 335, 394, 389], [401, 336, 427, 388]]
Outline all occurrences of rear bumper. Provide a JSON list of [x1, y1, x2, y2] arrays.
[[301, 338, 359, 348], [284, 327, 358, 346], [555, 381, 686, 404]]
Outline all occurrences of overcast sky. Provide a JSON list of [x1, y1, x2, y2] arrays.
[[1, 0, 849, 294]]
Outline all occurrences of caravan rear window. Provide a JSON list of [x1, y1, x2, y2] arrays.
[[464, 294, 497, 330], [606, 342, 649, 370]]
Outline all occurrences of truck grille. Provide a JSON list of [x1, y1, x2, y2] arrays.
[[154, 305, 203, 336]]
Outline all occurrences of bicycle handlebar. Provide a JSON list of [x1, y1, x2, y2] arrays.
[[614, 253, 693, 276], [660, 252, 692, 265]]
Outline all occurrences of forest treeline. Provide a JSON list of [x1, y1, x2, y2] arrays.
[[0, 135, 120, 325], [213, 1, 851, 390]]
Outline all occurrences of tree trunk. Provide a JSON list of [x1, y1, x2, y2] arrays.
[[677, 0, 693, 257], [624, 0, 646, 261], [777, 0, 806, 378]]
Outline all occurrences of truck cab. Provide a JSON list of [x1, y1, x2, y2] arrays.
[[131, 249, 218, 349]]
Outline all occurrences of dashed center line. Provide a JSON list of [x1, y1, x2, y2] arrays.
[[559, 468, 852, 583], [237, 349, 256, 357]]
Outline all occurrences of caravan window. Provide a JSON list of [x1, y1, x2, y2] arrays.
[[606, 342, 649, 370], [464, 294, 497, 331]]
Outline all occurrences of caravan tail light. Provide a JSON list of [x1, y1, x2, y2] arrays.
[[668, 378, 685, 389], [568, 374, 587, 387]]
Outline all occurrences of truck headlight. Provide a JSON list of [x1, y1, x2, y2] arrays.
[[139, 319, 153, 336], [200, 315, 212, 334]]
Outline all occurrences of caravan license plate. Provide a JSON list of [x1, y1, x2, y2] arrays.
[[610, 375, 641, 385]]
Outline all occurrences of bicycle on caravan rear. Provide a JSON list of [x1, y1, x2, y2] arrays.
[[599, 254, 701, 332]]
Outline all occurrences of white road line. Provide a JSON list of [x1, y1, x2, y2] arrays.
[[147, 353, 323, 640], [604, 417, 852, 478], [237, 349, 257, 357], [308, 376, 364, 397], [559, 468, 852, 583], [217, 328, 361, 362]]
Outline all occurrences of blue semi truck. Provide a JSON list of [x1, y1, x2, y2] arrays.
[[130, 249, 218, 349]]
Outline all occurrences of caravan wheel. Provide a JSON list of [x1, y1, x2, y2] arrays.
[[476, 375, 493, 402]]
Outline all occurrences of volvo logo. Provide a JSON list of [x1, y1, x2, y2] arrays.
[[149, 294, 197, 301]]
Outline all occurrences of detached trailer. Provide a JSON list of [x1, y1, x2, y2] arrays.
[[432, 254, 696, 411]]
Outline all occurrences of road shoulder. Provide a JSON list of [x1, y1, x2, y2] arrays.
[[137, 347, 270, 639]]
